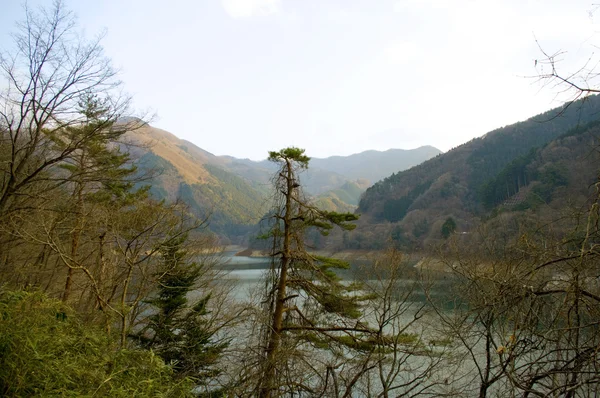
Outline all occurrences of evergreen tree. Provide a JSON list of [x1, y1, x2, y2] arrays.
[[257, 147, 370, 398], [441, 217, 457, 238], [133, 235, 227, 384], [59, 93, 140, 302]]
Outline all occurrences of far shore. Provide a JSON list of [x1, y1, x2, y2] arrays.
[[233, 247, 379, 261], [231, 247, 454, 272]]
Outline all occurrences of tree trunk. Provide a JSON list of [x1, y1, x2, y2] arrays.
[[63, 151, 85, 302], [260, 159, 294, 398]]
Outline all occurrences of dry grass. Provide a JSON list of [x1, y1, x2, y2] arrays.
[[128, 125, 215, 185]]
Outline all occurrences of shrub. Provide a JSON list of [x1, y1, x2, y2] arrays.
[[0, 290, 194, 397]]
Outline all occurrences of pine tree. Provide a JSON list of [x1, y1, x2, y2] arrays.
[[133, 235, 227, 384], [258, 147, 370, 398], [59, 93, 139, 302]]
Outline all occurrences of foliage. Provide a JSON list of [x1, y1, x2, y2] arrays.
[[267, 147, 310, 167], [381, 180, 433, 222], [132, 235, 227, 383], [441, 217, 456, 238], [0, 290, 194, 397], [255, 147, 372, 397]]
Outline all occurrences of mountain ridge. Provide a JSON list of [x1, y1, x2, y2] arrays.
[[310, 145, 443, 184], [124, 125, 441, 241], [347, 95, 600, 251]]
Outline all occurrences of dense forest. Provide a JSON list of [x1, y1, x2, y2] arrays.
[[350, 95, 600, 250], [1, 2, 600, 397]]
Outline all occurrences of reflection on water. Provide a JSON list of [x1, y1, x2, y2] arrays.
[[217, 252, 271, 301]]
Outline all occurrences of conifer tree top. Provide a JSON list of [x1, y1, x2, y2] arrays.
[[268, 147, 310, 169]]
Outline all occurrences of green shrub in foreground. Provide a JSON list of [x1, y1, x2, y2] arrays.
[[0, 290, 194, 397]]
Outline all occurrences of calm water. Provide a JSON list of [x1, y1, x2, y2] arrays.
[[219, 249, 271, 269], [217, 249, 459, 308], [213, 250, 476, 396]]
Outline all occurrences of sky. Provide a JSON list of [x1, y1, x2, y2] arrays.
[[1, 0, 599, 160]]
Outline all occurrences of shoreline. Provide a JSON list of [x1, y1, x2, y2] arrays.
[[233, 247, 378, 260], [231, 247, 454, 273]]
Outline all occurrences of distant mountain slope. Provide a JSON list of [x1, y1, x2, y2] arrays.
[[128, 125, 215, 184], [310, 146, 442, 184], [352, 95, 600, 250], [221, 157, 352, 196], [224, 146, 442, 210], [123, 124, 442, 240], [126, 125, 268, 241], [313, 180, 371, 213]]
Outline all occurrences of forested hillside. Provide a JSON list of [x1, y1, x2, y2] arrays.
[[351, 95, 600, 250], [127, 125, 441, 239], [126, 125, 269, 241]]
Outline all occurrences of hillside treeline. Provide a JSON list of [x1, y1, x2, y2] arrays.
[[349, 95, 600, 251]]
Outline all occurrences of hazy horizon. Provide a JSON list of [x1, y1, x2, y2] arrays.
[[1, 0, 598, 160]]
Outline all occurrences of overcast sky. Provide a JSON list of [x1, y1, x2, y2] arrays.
[[1, 0, 599, 160]]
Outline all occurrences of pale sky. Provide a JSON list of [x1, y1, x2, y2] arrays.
[[1, 0, 599, 160]]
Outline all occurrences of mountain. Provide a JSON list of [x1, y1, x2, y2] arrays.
[[124, 124, 442, 241], [220, 156, 350, 196], [313, 179, 371, 213], [348, 95, 600, 250], [310, 147, 441, 210], [125, 125, 269, 242], [310, 146, 442, 185], [226, 147, 442, 208]]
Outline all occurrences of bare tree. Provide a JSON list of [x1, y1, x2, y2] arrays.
[[532, 5, 600, 109], [0, 0, 137, 220], [0, 0, 152, 297], [315, 248, 450, 398], [534, 37, 600, 104], [435, 205, 600, 398]]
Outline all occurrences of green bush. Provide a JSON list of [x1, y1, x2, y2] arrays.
[[0, 290, 194, 397]]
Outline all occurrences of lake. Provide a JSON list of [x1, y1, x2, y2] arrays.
[[216, 248, 459, 311]]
